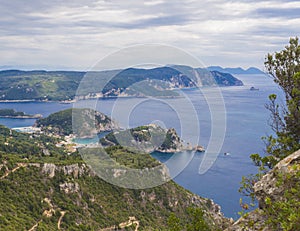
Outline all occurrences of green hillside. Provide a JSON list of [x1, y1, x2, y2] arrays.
[[0, 125, 229, 230], [35, 108, 117, 137], [0, 70, 84, 101]]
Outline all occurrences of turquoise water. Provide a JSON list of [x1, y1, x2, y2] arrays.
[[73, 131, 111, 144], [0, 74, 283, 219]]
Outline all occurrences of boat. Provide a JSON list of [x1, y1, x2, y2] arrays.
[[250, 86, 259, 91], [195, 145, 205, 152]]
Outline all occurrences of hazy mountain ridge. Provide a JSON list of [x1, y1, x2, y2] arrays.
[[207, 66, 264, 75]]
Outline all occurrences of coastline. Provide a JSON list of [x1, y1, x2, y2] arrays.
[[0, 99, 39, 103], [0, 95, 183, 104], [0, 115, 42, 119]]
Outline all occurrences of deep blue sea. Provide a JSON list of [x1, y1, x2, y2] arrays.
[[0, 74, 284, 219]]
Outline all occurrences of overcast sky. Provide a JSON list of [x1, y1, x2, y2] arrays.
[[0, 0, 299, 70]]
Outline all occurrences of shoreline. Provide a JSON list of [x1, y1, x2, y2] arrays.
[[0, 115, 42, 119], [0, 85, 246, 104], [0, 95, 183, 104]]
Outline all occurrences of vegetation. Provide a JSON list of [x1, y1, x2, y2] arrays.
[[0, 125, 82, 165], [105, 145, 161, 169], [250, 37, 300, 168], [263, 167, 300, 231], [167, 207, 212, 231], [239, 37, 300, 230], [0, 124, 226, 230]]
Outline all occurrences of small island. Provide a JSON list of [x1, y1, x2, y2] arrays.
[[0, 109, 42, 119]]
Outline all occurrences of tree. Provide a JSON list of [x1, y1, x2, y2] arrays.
[[167, 208, 211, 231], [186, 207, 210, 231], [240, 37, 300, 210], [252, 37, 300, 167], [264, 37, 300, 159], [167, 213, 182, 231]]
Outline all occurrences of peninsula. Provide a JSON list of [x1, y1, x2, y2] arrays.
[[0, 109, 42, 119], [100, 124, 205, 153]]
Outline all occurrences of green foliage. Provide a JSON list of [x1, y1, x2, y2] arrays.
[[238, 174, 261, 201], [262, 168, 300, 231], [105, 145, 160, 169], [167, 213, 182, 231], [263, 37, 300, 164], [167, 207, 211, 231], [0, 124, 221, 230], [0, 125, 65, 159]]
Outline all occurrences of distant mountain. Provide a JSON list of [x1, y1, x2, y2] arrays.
[[0, 67, 243, 101], [209, 71, 243, 86], [207, 66, 264, 75]]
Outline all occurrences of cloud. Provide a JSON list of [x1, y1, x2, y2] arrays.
[[0, 0, 299, 69]]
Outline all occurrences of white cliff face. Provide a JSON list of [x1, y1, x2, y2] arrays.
[[42, 163, 57, 178], [42, 163, 95, 178], [59, 182, 80, 194]]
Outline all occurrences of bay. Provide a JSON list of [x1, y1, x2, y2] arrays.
[[0, 74, 283, 219]]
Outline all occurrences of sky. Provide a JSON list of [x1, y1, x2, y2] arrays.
[[0, 0, 300, 70]]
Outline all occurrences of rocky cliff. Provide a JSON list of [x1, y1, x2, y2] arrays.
[[227, 149, 300, 231]]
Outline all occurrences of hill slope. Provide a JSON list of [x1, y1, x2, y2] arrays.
[[207, 66, 264, 75], [0, 125, 230, 230]]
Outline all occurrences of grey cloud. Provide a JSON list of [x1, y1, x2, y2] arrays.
[[254, 8, 300, 19], [0, 0, 299, 69]]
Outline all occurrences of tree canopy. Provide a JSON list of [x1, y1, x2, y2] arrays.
[[257, 37, 300, 166]]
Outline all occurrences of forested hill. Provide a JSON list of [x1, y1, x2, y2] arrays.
[[35, 108, 117, 137], [0, 67, 243, 101], [0, 124, 231, 230]]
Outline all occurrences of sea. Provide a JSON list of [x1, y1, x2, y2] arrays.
[[0, 74, 284, 219]]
